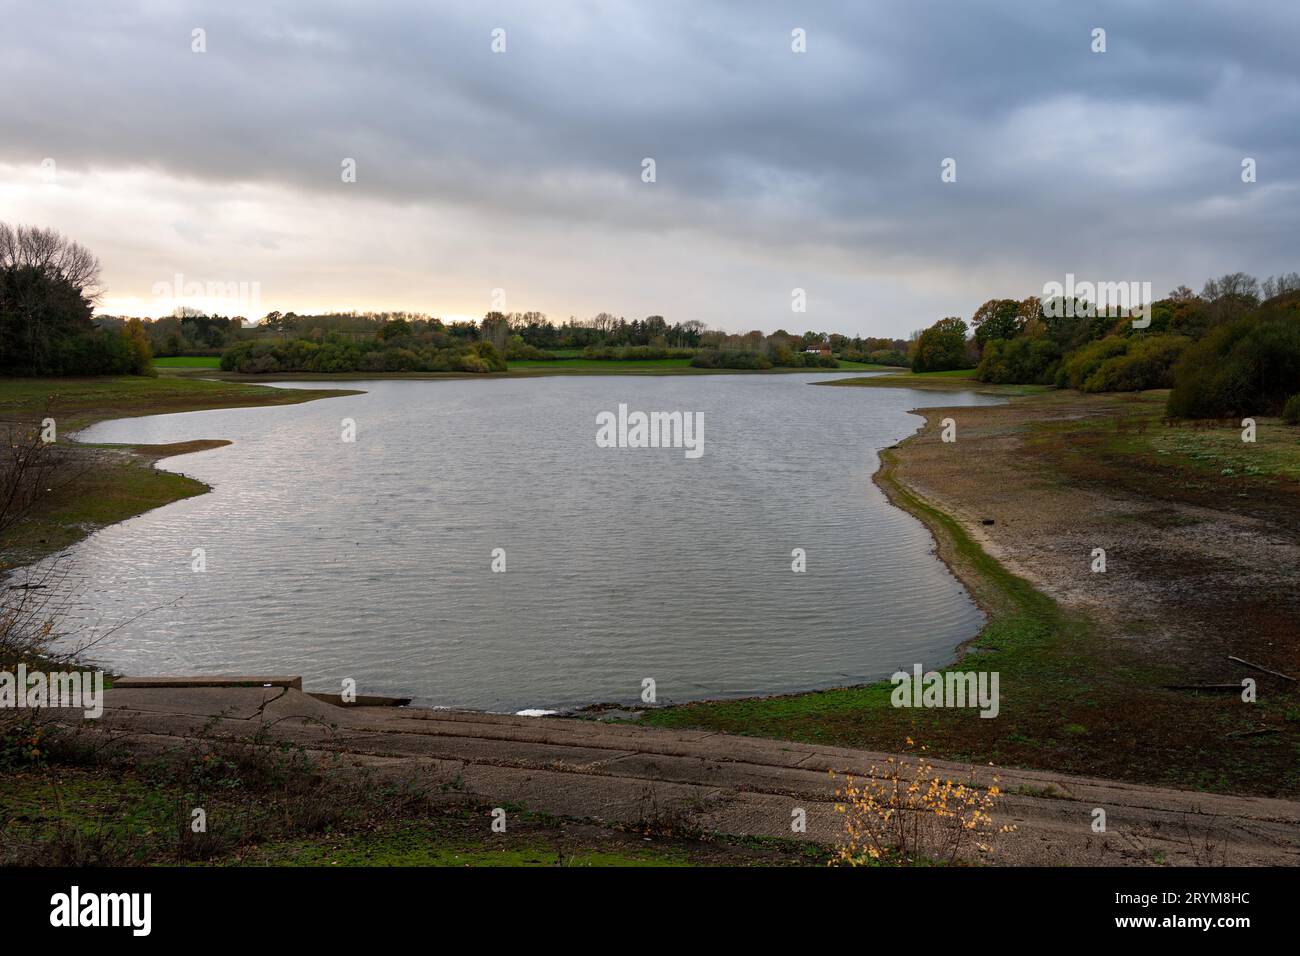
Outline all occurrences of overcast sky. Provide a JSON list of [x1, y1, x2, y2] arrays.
[[2, 0, 1297, 336]]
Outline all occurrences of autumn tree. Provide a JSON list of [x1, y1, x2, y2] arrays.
[[912, 316, 970, 372]]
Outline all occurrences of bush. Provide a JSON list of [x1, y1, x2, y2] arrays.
[[1168, 314, 1300, 418], [975, 337, 1061, 385], [1284, 394, 1300, 425], [506, 337, 555, 360], [219, 336, 506, 374], [831, 745, 1009, 865], [383, 348, 421, 372], [308, 343, 361, 372], [1056, 336, 1128, 389], [868, 349, 910, 367], [690, 348, 773, 370], [1054, 334, 1186, 393], [1085, 335, 1187, 392], [580, 344, 694, 361]]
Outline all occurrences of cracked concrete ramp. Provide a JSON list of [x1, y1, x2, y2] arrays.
[[67, 686, 1300, 867]]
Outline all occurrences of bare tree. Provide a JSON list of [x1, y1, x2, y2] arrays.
[[0, 222, 102, 299], [0, 417, 64, 541], [0, 407, 91, 671], [1261, 272, 1300, 299], [1200, 272, 1259, 304]]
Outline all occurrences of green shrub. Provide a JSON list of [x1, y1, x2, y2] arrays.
[[690, 348, 773, 370], [1056, 336, 1129, 389], [218, 336, 506, 374], [868, 349, 910, 367], [1052, 334, 1186, 392], [506, 337, 555, 360], [1078, 335, 1188, 392], [975, 337, 1061, 385], [1167, 315, 1300, 418], [580, 344, 694, 361], [1283, 394, 1300, 425]]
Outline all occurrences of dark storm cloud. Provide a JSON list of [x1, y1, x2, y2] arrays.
[[2, 0, 1298, 329]]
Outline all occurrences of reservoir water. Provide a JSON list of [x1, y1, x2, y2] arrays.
[[48, 373, 1003, 712]]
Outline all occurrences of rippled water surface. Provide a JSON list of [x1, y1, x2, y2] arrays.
[[52, 374, 1003, 711]]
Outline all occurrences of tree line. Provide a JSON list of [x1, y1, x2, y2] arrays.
[[126, 306, 909, 370], [908, 273, 1300, 419], [8, 222, 1292, 417]]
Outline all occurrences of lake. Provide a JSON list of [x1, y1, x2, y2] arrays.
[[51, 373, 1003, 712]]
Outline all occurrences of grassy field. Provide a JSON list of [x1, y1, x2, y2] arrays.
[[0, 375, 358, 431], [2, 454, 211, 564], [152, 356, 222, 368], [0, 763, 825, 867], [819, 367, 1051, 396]]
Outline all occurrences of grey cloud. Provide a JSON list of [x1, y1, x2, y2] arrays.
[[2, 0, 1297, 333]]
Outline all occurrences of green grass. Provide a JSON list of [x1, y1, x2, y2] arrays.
[[1025, 389, 1300, 501], [832, 359, 892, 371], [1150, 421, 1300, 483], [0, 375, 359, 431], [2, 457, 210, 563], [819, 368, 1049, 396], [244, 821, 691, 867], [0, 768, 171, 834], [0, 764, 813, 867], [152, 356, 222, 368]]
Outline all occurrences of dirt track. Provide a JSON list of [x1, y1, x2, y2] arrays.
[[56, 685, 1300, 866]]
